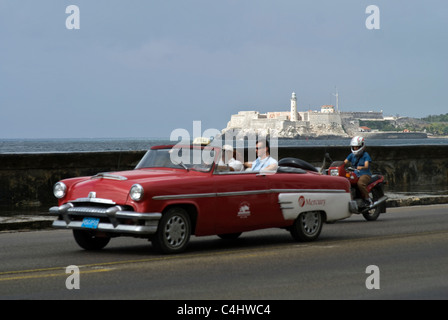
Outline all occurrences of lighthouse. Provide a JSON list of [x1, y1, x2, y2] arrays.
[[290, 92, 298, 121]]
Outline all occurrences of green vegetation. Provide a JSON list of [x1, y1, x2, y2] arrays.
[[359, 120, 401, 132], [421, 113, 448, 135], [359, 113, 448, 136], [423, 122, 448, 135], [421, 114, 448, 122]]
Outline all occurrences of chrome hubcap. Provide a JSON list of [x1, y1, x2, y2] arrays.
[[301, 212, 319, 235], [164, 215, 186, 247]]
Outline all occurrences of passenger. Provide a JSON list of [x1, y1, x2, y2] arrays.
[[344, 136, 372, 207], [217, 145, 244, 172], [245, 140, 278, 172]]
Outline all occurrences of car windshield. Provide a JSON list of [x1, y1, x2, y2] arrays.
[[135, 146, 216, 172]]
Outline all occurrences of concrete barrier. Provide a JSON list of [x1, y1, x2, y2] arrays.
[[278, 145, 448, 188], [0, 151, 144, 208], [1, 146, 447, 209]]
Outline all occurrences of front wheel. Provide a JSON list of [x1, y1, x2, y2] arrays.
[[290, 211, 323, 242], [152, 207, 191, 254], [73, 230, 110, 250], [218, 232, 242, 240]]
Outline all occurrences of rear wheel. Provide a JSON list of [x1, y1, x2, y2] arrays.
[[152, 207, 191, 254], [362, 188, 383, 221], [73, 230, 110, 250], [290, 211, 323, 242]]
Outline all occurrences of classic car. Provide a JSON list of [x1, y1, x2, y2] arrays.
[[49, 144, 353, 254]]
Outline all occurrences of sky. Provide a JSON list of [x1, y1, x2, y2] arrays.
[[0, 0, 447, 139]]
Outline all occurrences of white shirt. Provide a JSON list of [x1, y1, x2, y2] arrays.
[[250, 156, 278, 171]]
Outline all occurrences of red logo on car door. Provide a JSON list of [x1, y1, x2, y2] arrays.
[[298, 196, 305, 207]]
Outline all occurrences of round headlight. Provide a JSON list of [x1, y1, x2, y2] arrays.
[[130, 184, 144, 201], [53, 182, 67, 199]]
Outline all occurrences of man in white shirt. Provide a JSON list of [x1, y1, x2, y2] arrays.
[[245, 140, 278, 172]]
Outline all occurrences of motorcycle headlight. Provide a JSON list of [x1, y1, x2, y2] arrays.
[[53, 182, 67, 199], [330, 169, 339, 176], [130, 184, 144, 201]]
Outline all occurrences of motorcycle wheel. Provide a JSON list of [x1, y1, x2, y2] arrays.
[[362, 188, 383, 221]]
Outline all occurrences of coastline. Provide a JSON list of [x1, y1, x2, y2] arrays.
[[278, 131, 429, 140]]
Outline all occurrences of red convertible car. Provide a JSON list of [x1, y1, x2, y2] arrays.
[[49, 144, 352, 253]]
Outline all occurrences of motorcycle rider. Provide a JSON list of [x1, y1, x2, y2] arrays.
[[344, 136, 373, 207]]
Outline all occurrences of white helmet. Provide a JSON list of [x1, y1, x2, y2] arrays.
[[350, 136, 366, 156]]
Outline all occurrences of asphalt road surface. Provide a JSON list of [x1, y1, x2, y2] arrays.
[[1, 205, 447, 300]]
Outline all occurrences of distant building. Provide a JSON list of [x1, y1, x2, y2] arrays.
[[321, 105, 335, 113], [222, 92, 384, 138], [359, 126, 371, 132]]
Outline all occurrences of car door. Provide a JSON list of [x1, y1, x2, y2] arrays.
[[212, 171, 272, 234]]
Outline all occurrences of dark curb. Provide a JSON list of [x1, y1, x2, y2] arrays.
[[0, 216, 55, 232], [386, 195, 448, 208]]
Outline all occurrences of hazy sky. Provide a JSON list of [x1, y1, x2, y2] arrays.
[[1, 0, 447, 139]]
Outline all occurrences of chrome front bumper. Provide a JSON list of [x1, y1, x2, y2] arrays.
[[49, 203, 162, 235]]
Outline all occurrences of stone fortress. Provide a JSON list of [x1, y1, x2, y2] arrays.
[[222, 92, 387, 139]]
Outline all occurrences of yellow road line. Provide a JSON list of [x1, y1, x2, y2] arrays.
[[0, 247, 263, 276], [0, 248, 275, 281], [4, 230, 445, 282], [0, 268, 111, 282]]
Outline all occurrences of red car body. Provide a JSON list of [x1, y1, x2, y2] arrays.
[[50, 144, 352, 253]]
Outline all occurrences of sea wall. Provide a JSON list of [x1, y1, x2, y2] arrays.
[[0, 151, 144, 208], [1, 146, 447, 208], [279, 145, 448, 189]]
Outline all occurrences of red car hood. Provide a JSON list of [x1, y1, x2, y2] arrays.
[[65, 169, 192, 204]]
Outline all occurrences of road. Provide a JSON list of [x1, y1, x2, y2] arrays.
[[1, 205, 447, 300]]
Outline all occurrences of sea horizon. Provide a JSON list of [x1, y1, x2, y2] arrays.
[[1, 136, 448, 154]]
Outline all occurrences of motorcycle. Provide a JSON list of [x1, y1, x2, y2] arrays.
[[278, 154, 388, 221], [324, 154, 388, 221]]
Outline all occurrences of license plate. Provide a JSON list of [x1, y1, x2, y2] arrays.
[[81, 217, 100, 229]]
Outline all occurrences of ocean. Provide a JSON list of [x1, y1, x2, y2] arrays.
[[2, 137, 448, 154]]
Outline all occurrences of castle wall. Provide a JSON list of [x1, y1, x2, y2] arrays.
[[308, 112, 342, 126], [227, 111, 261, 128], [342, 111, 383, 120]]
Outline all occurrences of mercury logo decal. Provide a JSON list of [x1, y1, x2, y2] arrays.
[[298, 196, 326, 207], [298, 196, 306, 207], [237, 202, 251, 218]]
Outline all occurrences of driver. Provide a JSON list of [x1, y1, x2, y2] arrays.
[[344, 136, 373, 207], [244, 140, 278, 172]]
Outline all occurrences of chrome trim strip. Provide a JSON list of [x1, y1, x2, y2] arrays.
[[115, 211, 162, 220], [50, 206, 161, 221], [152, 193, 217, 200], [153, 189, 348, 200], [271, 189, 347, 194], [216, 190, 272, 197], [91, 173, 128, 181], [50, 203, 162, 235], [70, 197, 116, 205], [52, 220, 158, 235]]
